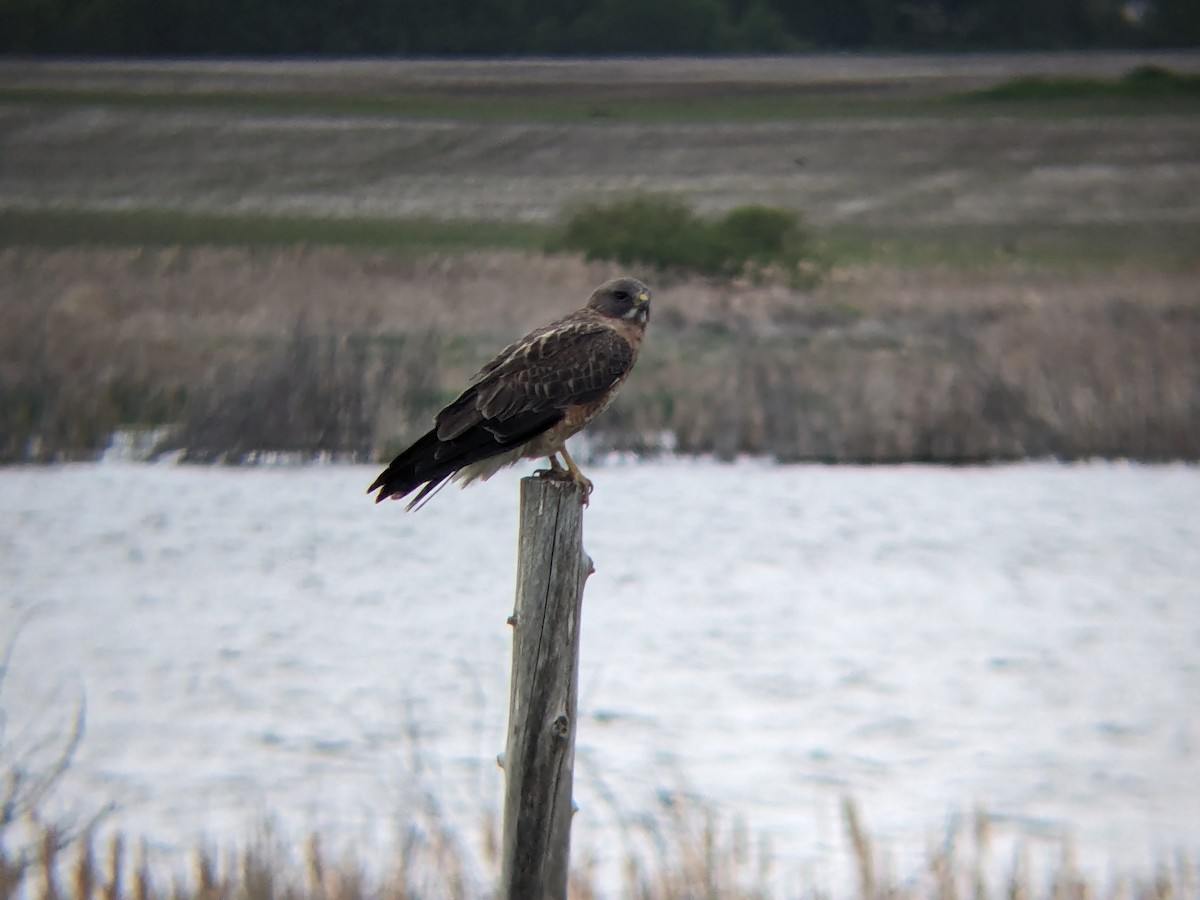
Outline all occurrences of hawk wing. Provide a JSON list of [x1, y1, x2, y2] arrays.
[[368, 316, 634, 506], [437, 318, 634, 441]]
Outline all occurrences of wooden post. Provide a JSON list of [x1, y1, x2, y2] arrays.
[[500, 476, 593, 900]]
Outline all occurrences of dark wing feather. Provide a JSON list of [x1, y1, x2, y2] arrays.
[[368, 316, 634, 507], [470, 320, 634, 419], [368, 409, 561, 507], [437, 319, 632, 439]]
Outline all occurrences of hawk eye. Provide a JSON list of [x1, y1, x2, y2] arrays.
[[613, 290, 630, 301]]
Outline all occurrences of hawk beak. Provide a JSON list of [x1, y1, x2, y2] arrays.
[[634, 292, 650, 324], [621, 289, 651, 322]]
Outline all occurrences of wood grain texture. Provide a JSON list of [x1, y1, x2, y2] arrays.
[[500, 476, 593, 900]]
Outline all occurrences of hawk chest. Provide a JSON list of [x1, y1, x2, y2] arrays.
[[527, 335, 641, 457], [526, 369, 628, 457]]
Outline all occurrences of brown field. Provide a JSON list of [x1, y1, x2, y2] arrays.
[[2, 53, 1200, 224], [4, 110, 1199, 226]]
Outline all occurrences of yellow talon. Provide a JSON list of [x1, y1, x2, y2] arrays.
[[533, 449, 592, 504], [558, 446, 594, 503]]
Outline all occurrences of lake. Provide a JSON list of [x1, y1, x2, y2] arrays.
[[1, 459, 1197, 893]]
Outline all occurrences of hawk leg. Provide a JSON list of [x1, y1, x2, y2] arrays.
[[559, 446, 594, 501], [534, 448, 593, 503], [534, 454, 565, 478]]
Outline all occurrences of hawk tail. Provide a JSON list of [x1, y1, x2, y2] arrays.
[[367, 413, 557, 510], [367, 428, 453, 507]]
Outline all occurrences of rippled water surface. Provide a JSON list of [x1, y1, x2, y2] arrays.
[[2, 460, 1198, 889]]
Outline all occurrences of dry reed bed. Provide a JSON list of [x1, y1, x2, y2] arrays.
[[4, 799, 1195, 900], [1, 247, 1197, 464]]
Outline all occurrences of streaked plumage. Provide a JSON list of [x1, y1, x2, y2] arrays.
[[368, 276, 651, 509]]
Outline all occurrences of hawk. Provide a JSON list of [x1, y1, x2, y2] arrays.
[[368, 276, 651, 510]]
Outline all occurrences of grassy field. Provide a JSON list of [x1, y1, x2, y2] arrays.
[[0, 208, 551, 252], [1, 53, 1198, 463]]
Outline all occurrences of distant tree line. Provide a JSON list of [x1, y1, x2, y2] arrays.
[[1, 0, 1197, 55]]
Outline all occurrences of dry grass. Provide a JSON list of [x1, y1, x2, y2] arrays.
[[2, 246, 1197, 463], [611, 263, 1200, 462], [0, 799, 1193, 900]]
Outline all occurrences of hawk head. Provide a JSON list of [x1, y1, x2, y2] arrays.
[[587, 277, 651, 325]]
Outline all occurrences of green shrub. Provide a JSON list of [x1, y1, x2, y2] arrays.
[[966, 66, 1200, 102], [549, 194, 810, 282], [1120, 64, 1200, 95], [551, 194, 702, 273], [711, 204, 806, 275]]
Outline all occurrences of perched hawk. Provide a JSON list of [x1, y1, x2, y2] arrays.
[[369, 276, 651, 510]]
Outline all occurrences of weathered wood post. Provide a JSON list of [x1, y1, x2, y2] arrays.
[[499, 476, 593, 900]]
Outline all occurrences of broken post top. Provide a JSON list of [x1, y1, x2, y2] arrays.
[[523, 474, 589, 507]]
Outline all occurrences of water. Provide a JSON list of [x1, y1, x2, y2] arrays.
[[1, 459, 1198, 892]]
